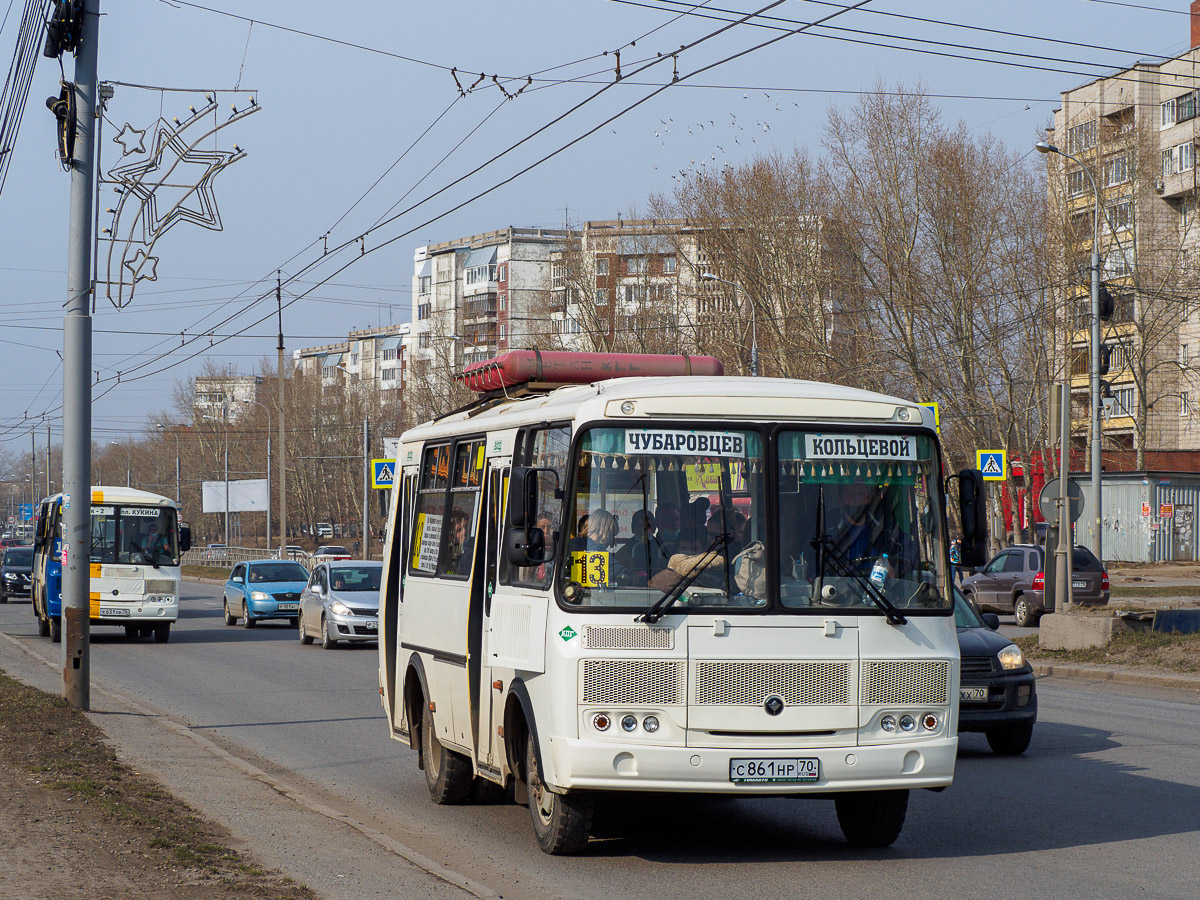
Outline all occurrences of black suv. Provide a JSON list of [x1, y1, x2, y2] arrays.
[[960, 543, 1109, 627], [0, 545, 33, 602]]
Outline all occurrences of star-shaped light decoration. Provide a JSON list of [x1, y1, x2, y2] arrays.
[[122, 248, 159, 284], [111, 123, 146, 157]]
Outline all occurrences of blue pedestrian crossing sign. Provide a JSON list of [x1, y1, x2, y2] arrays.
[[976, 450, 1007, 482], [372, 459, 396, 489]]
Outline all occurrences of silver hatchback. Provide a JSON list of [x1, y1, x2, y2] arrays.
[[298, 560, 382, 649]]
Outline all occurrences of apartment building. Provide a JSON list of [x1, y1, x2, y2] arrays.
[[1046, 8, 1200, 457], [192, 374, 264, 423], [292, 323, 410, 396]]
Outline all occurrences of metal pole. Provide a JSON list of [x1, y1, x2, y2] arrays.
[[46, 425, 51, 495], [62, 0, 99, 710], [362, 418, 369, 558], [224, 405, 230, 547], [266, 434, 272, 553], [1054, 382, 1073, 612], [175, 441, 180, 504], [277, 273, 287, 554], [1090, 244, 1103, 562], [748, 287, 759, 378]]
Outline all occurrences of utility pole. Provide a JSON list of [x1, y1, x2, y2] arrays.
[[277, 273, 287, 554], [46, 425, 51, 495], [224, 402, 230, 548], [62, 0, 100, 710], [362, 418, 369, 557]]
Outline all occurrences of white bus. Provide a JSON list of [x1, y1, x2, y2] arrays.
[[32, 486, 192, 643], [378, 351, 986, 855]]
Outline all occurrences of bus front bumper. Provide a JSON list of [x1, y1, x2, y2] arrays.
[[91, 600, 178, 624], [547, 735, 957, 794]]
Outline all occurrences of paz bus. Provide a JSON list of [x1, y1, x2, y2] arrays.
[[31, 486, 192, 643], [377, 350, 987, 855]]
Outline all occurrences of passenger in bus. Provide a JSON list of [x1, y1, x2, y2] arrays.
[[827, 482, 915, 575], [616, 509, 671, 581], [654, 502, 682, 550], [445, 508, 474, 576]]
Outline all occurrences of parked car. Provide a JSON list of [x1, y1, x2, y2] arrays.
[[204, 543, 231, 564], [0, 545, 33, 602], [285, 545, 308, 560], [312, 545, 351, 563], [0, 536, 24, 549], [955, 587, 1037, 754], [222, 559, 310, 628], [298, 560, 382, 648], [959, 543, 1109, 627]]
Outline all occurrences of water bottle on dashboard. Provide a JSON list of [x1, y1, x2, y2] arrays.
[[869, 553, 889, 593]]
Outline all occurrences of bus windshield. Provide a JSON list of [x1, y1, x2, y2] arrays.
[[90, 505, 180, 567], [559, 426, 947, 614]]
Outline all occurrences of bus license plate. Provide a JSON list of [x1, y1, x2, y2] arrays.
[[960, 686, 988, 702], [99, 607, 130, 617], [277, 602, 298, 611], [729, 758, 818, 784]]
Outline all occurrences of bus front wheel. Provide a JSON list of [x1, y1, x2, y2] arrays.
[[421, 704, 472, 804], [526, 734, 593, 855], [835, 789, 908, 847], [36, 603, 49, 637], [49, 615, 61, 644], [154, 623, 171, 643]]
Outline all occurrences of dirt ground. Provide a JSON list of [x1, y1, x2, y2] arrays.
[[0, 670, 316, 900]]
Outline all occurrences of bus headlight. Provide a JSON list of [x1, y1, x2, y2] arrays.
[[642, 715, 660, 733], [592, 713, 611, 732], [620, 715, 638, 733], [880, 715, 897, 733], [899, 715, 917, 732]]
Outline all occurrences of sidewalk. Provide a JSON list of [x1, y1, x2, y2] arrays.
[[1031, 660, 1200, 691]]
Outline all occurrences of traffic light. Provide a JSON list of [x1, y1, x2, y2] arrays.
[[1099, 343, 1111, 376], [1099, 284, 1115, 321], [45, 83, 75, 167]]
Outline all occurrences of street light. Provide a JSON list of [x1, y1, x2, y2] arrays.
[[700, 272, 758, 377], [241, 399, 273, 554], [1036, 139, 1103, 563], [110, 440, 131, 487], [156, 423, 181, 503], [335, 364, 371, 557]]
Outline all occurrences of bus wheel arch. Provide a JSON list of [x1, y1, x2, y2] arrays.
[[403, 654, 430, 761], [504, 680, 541, 807]]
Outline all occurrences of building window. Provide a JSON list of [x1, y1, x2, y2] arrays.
[[551, 264, 564, 289], [381, 367, 397, 383], [498, 264, 506, 281], [382, 347, 398, 361], [1162, 97, 1177, 129], [465, 264, 496, 286], [626, 256, 646, 275], [1163, 146, 1178, 177], [350, 352, 359, 365], [418, 302, 432, 320], [418, 334, 432, 350], [1067, 120, 1096, 154], [1103, 154, 1130, 187], [622, 284, 648, 304], [499, 324, 508, 342], [1067, 169, 1088, 198], [595, 257, 609, 276], [594, 288, 608, 306], [1181, 142, 1195, 173], [418, 275, 431, 295], [1105, 198, 1132, 233], [1180, 91, 1198, 123], [1113, 386, 1137, 418], [663, 255, 677, 274], [1182, 391, 1190, 417], [1105, 247, 1133, 277]]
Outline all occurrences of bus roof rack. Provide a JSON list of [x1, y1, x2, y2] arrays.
[[454, 349, 724, 395]]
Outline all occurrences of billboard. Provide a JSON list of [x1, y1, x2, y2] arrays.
[[201, 479, 268, 513]]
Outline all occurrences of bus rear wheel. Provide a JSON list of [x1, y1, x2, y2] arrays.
[[526, 734, 593, 855], [835, 789, 908, 847], [421, 704, 472, 804]]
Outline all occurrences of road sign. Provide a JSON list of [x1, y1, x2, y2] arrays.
[[372, 458, 396, 490], [5, 516, 12, 525], [918, 401, 940, 433], [977, 450, 1006, 482], [1039, 478, 1084, 524], [18, 503, 33, 522], [1161, 503, 1175, 519]]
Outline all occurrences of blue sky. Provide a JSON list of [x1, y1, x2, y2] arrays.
[[0, 0, 1194, 448]]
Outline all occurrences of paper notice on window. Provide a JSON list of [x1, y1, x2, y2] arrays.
[[413, 512, 443, 573], [804, 434, 917, 462], [624, 430, 746, 457]]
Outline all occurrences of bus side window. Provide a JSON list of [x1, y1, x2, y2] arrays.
[[409, 445, 450, 576], [438, 440, 485, 578], [500, 425, 570, 588]]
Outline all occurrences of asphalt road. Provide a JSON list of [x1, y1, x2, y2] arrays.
[[2, 582, 1199, 899]]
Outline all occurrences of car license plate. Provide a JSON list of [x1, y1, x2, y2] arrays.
[[277, 602, 298, 611], [729, 758, 818, 784], [363, 620, 378, 631], [960, 686, 988, 702], [1072, 580, 1086, 589], [99, 607, 130, 617]]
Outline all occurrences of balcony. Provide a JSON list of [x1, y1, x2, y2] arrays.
[[463, 292, 498, 321]]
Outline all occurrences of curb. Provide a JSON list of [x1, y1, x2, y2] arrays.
[[1033, 662, 1200, 691]]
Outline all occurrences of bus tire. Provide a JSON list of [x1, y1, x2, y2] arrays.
[[49, 615, 61, 644], [124, 624, 140, 641], [223, 601, 236, 626], [36, 603, 49, 637], [242, 602, 256, 629], [421, 704, 472, 804], [526, 734, 593, 855], [154, 623, 171, 644], [835, 789, 908, 847]]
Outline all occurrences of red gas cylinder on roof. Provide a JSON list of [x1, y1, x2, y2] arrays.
[[455, 350, 724, 393]]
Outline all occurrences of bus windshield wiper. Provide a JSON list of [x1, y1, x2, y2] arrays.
[[638, 533, 728, 624], [812, 535, 907, 625]]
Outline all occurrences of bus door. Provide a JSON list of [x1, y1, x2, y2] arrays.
[[405, 439, 485, 754], [382, 468, 415, 732], [467, 463, 504, 772]]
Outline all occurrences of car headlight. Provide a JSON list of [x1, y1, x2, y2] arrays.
[[3, 572, 16, 580], [997, 643, 1027, 671], [250, 591, 272, 602], [330, 600, 351, 615]]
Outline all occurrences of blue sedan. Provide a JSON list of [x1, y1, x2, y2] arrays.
[[223, 559, 310, 629]]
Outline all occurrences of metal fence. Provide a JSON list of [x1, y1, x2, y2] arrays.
[[181, 546, 311, 567]]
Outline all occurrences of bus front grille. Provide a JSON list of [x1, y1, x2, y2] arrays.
[[583, 626, 674, 650], [145, 579, 176, 594], [861, 659, 949, 705], [692, 660, 852, 706], [580, 659, 685, 705]]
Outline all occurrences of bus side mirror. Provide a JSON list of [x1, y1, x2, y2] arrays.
[[958, 468, 988, 567], [504, 525, 546, 567], [179, 523, 192, 552], [507, 467, 539, 528]]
